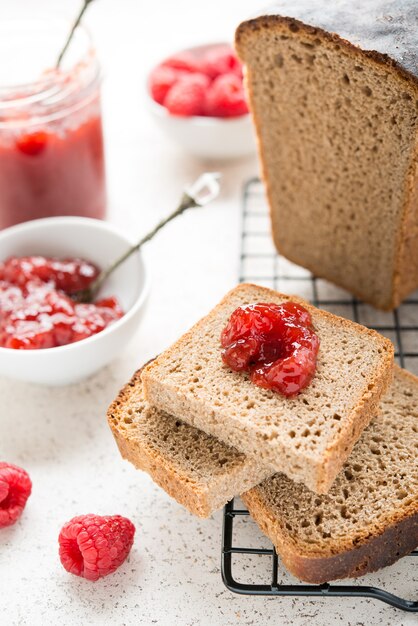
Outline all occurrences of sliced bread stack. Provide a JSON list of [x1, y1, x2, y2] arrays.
[[108, 365, 272, 518], [110, 363, 418, 583], [107, 283, 418, 583], [141, 284, 393, 494]]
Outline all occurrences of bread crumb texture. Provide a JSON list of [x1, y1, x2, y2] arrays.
[[236, 14, 418, 309], [243, 366, 418, 563], [142, 284, 394, 493], [107, 367, 271, 517]]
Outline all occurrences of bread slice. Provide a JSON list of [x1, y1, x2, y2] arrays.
[[142, 284, 394, 493], [107, 367, 272, 518], [235, 5, 418, 310], [242, 366, 418, 583], [110, 363, 417, 581]]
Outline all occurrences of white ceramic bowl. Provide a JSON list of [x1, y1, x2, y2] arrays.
[[146, 43, 256, 160], [0, 217, 149, 385]]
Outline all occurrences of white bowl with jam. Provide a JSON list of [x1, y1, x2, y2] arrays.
[[0, 217, 149, 385]]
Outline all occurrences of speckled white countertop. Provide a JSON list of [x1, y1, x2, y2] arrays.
[[0, 1, 416, 625]]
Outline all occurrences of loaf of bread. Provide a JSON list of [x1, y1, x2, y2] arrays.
[[235, 2, 418, 310], [242, 366, 418, 583], [142, 284, 394, 493], [107, 367, 272, 517]]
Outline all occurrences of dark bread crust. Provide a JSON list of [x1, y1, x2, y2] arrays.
[[394, 136, 418, 308], [107, 365, 214, 518], [242, 487, 418, 584], [236, 7, 418, 85]]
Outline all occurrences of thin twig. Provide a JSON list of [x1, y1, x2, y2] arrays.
[[71, 173, 221, 303], [86, 194, 199, 300], [56, 0, 95, 68]]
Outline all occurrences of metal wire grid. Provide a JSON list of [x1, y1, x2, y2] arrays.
[[221, 178, 418, 612]]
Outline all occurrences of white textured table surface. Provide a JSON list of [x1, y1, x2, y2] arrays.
[[0, 2, 416, 625]]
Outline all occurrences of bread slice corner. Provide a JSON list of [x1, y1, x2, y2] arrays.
[[242, 365, 418, 583], [107, 366, 271, 518]]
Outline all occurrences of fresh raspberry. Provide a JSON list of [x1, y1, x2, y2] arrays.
[[161, 51, 202, 74], [201, 45, 243, 79], [0, 463, 32, 528], [148, 65, 186, 105], [59, 514, 135, 581], [205, 73, 249, 117], [164, 74, 209, 117]]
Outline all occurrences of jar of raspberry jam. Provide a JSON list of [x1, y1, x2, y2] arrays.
[[0, 20, 106, 229]]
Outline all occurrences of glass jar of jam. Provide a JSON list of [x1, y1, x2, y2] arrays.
[[0, 20, 106, 229]]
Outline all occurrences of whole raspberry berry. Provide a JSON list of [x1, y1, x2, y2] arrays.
[[0, 462, 32, 528], [149, 65, 186, 105], [205, 73, 249, 118], [161, 51, 203, 74], [202, 45, 243, 79], [59, 514, 135, 581], [164, 74, 209, 117]]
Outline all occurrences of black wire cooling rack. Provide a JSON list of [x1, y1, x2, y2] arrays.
[[221, 178, 418, 612]]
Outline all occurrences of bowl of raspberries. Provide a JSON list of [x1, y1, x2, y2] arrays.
[[147, 43, 256, 159]]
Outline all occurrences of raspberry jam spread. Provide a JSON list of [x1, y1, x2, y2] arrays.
[[0, 115, 106, 229], [0, 256, 123, 350], [149, 44, 248, 118], [221, 302, 320, 397]]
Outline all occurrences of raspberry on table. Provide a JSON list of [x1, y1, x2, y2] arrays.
[[163, 74, 209, 117], [205, 73, 249, 117], [0, 462, 32, 528], [59, 514, 136, 581]]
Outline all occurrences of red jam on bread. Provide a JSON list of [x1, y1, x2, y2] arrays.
[[149, 44, 248, 118], [0, 256, 123, 350], [221, 302, 320, 397]]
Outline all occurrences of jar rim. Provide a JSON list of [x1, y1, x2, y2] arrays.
[[0, 18, 101, 128]]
